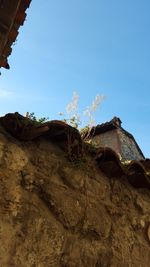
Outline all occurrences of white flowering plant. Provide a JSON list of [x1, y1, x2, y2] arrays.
[[59, 91, 105, 129]]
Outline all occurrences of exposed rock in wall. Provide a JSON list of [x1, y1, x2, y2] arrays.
[[0, 114, 150, 266]]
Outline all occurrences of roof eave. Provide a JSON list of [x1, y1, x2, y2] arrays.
[[0, 0, 32, 69]]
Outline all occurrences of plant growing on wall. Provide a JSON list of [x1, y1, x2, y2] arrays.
[[59, 91, 105, 129], [25, 112, 49, 124]]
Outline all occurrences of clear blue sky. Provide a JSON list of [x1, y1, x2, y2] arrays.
[[0, 0, 150, 157]]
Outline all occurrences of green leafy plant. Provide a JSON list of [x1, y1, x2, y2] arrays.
[[25, 112, 49, 123]]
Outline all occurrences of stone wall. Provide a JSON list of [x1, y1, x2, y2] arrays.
[[89, 129, 144, 161], [118, 130, 144, 161]]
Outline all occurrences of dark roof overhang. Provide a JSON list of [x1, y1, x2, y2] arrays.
[[0, 0, 31, 69]]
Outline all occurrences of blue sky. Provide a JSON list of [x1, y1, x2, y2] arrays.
[[0, 0, 150, 157]]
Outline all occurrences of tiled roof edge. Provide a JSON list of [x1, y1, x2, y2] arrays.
[[0, 0, 32, 69]]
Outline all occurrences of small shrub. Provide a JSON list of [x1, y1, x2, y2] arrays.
[[25, 112, 49, 123]]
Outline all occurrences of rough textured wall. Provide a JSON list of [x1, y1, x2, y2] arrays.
[[90, 129, 120, 154], [118, 130, 144, 161], [89, 129, 144, 161], [0, 125, 150, 267]]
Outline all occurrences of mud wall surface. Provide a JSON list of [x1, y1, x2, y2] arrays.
[[0, 123, 150, 267]]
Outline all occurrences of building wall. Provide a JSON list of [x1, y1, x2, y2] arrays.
[[89, 129, 144, 161], [90, 129, 121, 155], [118, 130, 144, 161]]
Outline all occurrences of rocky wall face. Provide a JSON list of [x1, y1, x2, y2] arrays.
[[118, 130, 144, 161], [0, 126, 150, 266]]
